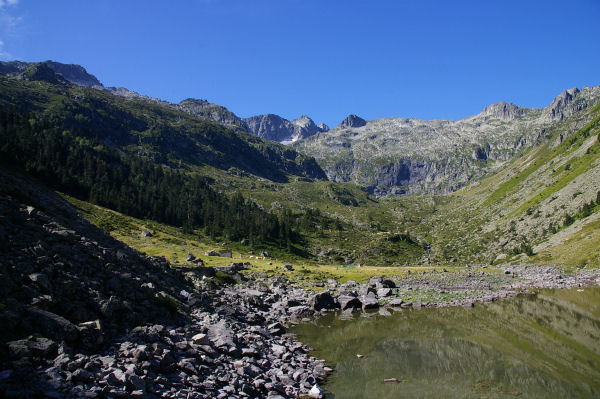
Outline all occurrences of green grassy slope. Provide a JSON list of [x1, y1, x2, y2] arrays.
[[406, 100, 600, 268]]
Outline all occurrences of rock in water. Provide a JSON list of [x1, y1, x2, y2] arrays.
[[361, 295, 379, 310], [309, 291, 339, 311], [309, 384, 324, 398], [337, 295, 362, 310]]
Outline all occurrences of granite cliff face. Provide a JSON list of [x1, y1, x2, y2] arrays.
[[295, 86, 600, 195], [242, 114, 329, 143]]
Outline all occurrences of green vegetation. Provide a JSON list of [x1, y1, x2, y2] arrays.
[[1, 71, 599, 270], [0, 109, 302, 247]]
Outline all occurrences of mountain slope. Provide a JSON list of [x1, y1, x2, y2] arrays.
[[0, 60, 103, 87], [0, 70, 326, 183], [295, 86, 600, 195], [401, 99, 600, 266]]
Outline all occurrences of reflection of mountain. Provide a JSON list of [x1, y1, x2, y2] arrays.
[[293, 288, 600, 399]]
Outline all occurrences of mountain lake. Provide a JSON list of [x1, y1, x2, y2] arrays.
[[291, 287, 600, 398]]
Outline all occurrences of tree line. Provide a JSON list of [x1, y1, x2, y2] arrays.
[[0, 109, 330, 247]]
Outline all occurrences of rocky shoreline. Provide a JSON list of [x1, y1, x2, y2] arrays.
[[2, 170, 600, 399]]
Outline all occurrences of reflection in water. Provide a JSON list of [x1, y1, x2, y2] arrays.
[[292, 287, 600, 398]]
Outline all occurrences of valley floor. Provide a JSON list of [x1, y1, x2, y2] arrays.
[[1, 169, 600, 399]]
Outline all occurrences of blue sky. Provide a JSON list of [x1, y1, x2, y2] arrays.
[[1, 0, 598, 127]]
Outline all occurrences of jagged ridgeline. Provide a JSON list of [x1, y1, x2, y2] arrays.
[[0, 64, 330, 247]]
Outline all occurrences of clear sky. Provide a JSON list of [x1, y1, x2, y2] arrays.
[[1, 0, 598, 127]]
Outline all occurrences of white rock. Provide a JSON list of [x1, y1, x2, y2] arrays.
[[309, 384, 324, 398]]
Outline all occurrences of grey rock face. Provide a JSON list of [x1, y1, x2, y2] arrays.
[[243, 114, 328, 143], [44, 61, 103, 87], [480, 101, 526, 121], [548, 88, 583, 121], [7, 337, 58, 359], [338, 114, 367, 128], [243, 114, 295, 142], [27, 307, 79, 342], [360, 295, 379, 310], [297, 85, 600, 195], [317, 122, 330, 132], [176, 98, 246, 129]]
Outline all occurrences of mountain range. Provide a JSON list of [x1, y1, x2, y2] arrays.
[[7, 60, 598, 196], [0, 59, 599, 269]]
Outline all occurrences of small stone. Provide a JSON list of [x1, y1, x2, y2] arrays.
[[267, 322, 286, 336], [191, 333, 209, 345], [28, 273, 52, 291], [387, 298, 404, 307], [271, 344, 287, 358], [127, 374, 146, 392], [106, 369, 126, 387]]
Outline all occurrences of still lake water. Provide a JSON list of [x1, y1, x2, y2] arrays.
[[292, 287, 600, 399]]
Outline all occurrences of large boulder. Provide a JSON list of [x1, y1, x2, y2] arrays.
[[309, 291, 339, 311], [337, 295, 362, 311], [361, 295, 379, 310], [7, 336, 58, 359], [380, 279, 396, 289], [27, 307, 79, 342], [288, 306, 315, 319], [207, 320, 236, 349], [219, 249, 232, 258]]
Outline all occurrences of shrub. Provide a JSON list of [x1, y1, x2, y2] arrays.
[[564, 213, 575, 227], [155, 293, 180, 316]]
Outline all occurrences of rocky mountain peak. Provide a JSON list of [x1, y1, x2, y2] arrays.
[[317, 122, 330, 132], [243, 113, 326, 143], [243, 114, 291, 142], [177, 98, 245, 128], [22, 62, 66, 84], [0, 60, 102, 87], [548, 87, 581, 121], [338, 114, 367, 129], [480, 101, 525, 121], [44, 61, 103, 87], [292, 115, 316, 129]]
